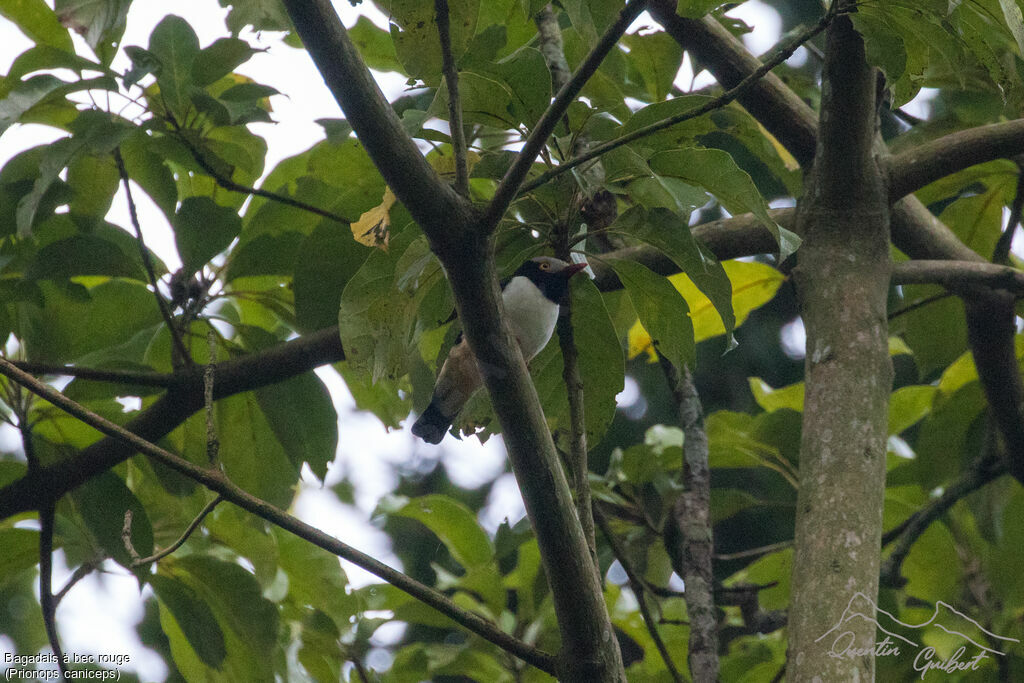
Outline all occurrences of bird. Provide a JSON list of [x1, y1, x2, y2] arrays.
[[411, 256, 588, 444]]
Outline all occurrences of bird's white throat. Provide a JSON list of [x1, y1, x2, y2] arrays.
[[502, 275, 560, 360]]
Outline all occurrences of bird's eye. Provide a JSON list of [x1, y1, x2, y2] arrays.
[[539, 262, 550, 271]]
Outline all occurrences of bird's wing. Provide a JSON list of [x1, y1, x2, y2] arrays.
[[432, 337, 483, 418]]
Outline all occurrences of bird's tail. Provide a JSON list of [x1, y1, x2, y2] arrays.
[[411, 400, 451, 444]]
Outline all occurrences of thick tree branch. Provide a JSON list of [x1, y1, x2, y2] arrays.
[[893, 260, 1024, 293], [888, 119, 1024, 202], [658, 357, 718, 683], [281, 0, 475, 258], [484, 0, 649, 228], [0, 326, 344, 520], [0, 358, 557, 675]]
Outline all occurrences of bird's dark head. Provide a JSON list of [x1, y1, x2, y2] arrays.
[[511, 256, 588, 303]]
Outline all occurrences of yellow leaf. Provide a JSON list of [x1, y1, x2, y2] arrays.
[[628, 260, 786, 361], [757, 120, 799, 171], [352, 187, 396, 249]]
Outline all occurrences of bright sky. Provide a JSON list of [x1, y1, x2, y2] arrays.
[[0, 1, 792, 679]]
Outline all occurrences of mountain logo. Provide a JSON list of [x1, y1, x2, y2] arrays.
[[815, 592, 1020, 678]]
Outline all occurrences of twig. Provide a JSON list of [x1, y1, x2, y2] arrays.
[[887, 291, 956, 321], [713, 540, 792, 562], [594, 509, 685, 683], [205, 331, 219, 465], [880, 453, 1007, 587], [658, 354, 718, 683], [39, 503, 70, 680], [10, 360, 177, 387], [0, 358, 557, 675], [518, 12, 835, 196], [113, 148, 192, 368], [993, 158, 1024, 264], [435, 0, 469, 196], [168, 119, 349, 225], [54, 560, 100, 606], [483, 0, 650, 230], [132, 496, 223, 566]]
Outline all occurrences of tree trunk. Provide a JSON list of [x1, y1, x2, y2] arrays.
[[787, 10, 892, 681]]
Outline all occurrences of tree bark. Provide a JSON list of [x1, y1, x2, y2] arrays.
[[787, 11, 892, 681]]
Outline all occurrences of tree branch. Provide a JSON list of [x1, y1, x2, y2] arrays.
[[649, 5, 1024, 488], [171, 124, 350, 225], [992, 158, 1024, 264], [888, 119, 1024, 202], [485, 0, 649, 226], [648, 0, 817, 166], [519, 9, 832, 195], [595, 509, 685, 683], [880, 453, 1007, 587], [114, 148, 191, 368], [0, 358, 557, 676], [39, 503, 70, 681], [131, 495, 223, 566], [435, 0, 469, 196], [10, 361, 177, 387], [0, 326, 345, 520], [280, 0, 474, 258], [658, 356, 718, 683]]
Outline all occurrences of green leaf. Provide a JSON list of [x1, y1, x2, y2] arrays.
[[54, 0, 130, 65], [0, 74, 66, 136], [628, 207, 736, 347], [22, 280, 164, 362], [27, 234, 144, 280], [749, 378, 805, 413], [649, 147, 800, 258], [609, 258, 695, 369], [148, 15, 200, 118], [275, 528, 359, 628], [0, 0, 74, 52], [255, 372, 338, 482], [213, 393, 300, 509], [173, 197, 242, 276], [192, 37, 258, 87], [119, 130, 178, 220], [999, 0, 1024, 57], [623, 31, 683, 102], [72, 470, 153, 569], [67, 151, 119, 223], [150, 573, 228, 670], [389, 0, 480, 85], [337, 228, 423, 384], [390, 494, 494, 569], [348, 15, 402, 73], [888, 385, 936, 435], [0, 529, 42, 579], [294, 222, 371, 332], [675, 0, 725, 19]]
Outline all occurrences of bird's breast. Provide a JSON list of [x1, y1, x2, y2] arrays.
[[502, 277, 560, 360]]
